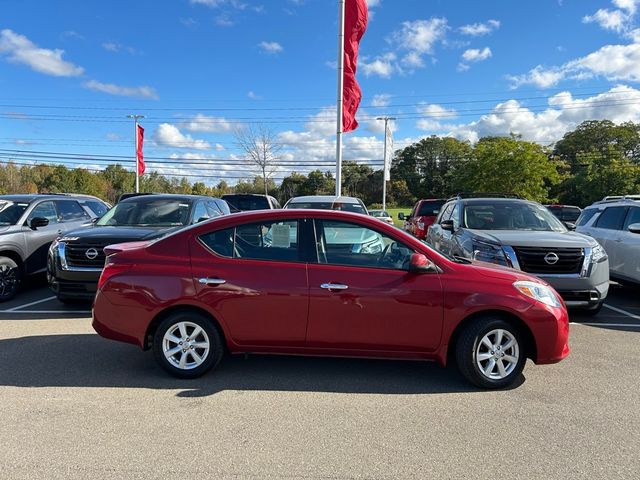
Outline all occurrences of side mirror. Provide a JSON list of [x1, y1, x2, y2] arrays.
[[629, 223, 640, 234], [398, 212, 405, 220], [441, 219, 455, 232], [408, 253, 438, 274], [563, 221, 576, 231], [29, 217, 49, 230]]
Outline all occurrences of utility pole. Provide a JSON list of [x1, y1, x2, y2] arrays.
[[126, 114, 145, 193], [377, 116, 395, 211]]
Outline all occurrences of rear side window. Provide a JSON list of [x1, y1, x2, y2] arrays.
[[623, 207, 640, 230], [200, 220, 300, 262], [576, 208, 599, 227], [55, 201, 90, 222], [595, 207, 628, 230]]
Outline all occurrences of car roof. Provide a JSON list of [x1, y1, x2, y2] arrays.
[[287, 195, 362, 204], [455, 197, 539, 206], [0, 193, 102, 203], [119, 194, 213, 203]]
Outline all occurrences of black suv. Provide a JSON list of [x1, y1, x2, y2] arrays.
[[48, 194, 229, 302], [222, 194, 281, 211]]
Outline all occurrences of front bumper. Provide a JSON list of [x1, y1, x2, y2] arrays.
[[537, 259, 609, 308], [47, 249, 101, 300]]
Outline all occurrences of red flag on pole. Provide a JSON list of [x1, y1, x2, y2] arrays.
[[136, 124, 145, 175], [342, 0, 368, 133]]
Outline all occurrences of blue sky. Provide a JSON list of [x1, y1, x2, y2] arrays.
[[2, 0, 640, 184]]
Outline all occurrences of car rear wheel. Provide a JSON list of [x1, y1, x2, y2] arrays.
[[152, 312, 223, 379], [0, 256, 21, 302], [455, 318, 526, 389]]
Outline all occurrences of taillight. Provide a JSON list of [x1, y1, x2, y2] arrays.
[[98, 262, 133, 290]]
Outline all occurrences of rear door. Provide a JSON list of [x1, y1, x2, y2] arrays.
[[613, 206, 640, 281], [591, 206, 628, 269], [190, 218, 312, 347], [306, 219, 443, 352], [55, 199, 92, 233]]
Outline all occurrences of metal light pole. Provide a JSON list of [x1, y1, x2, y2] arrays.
[[127, 114, 145, 193], [335, 0, 346, 197], [377, 117, 395, 211]]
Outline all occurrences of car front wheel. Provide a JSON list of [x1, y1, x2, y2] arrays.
[[152, 311, 224, 379], [455, 318, 526, 389], [0, 256, 21, 302]]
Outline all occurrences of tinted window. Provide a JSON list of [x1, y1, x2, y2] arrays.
[[28, 201, 58, 224], [222, 195, 270, 211], [81, 200, 109, 217], [0, 201, 29, 225], [623, 207, 640, 230], [451, 204, 461, 229], [56, 201, 90, 222], [562, 207, 581, 222], [192, 202, 209, 223], [316, 220, 413, 270], [206, 201, 223, 218], [595, 207, 628, 230], [576, 208, 599, 227], [437, 203, 454, 223], [201, 220, 301, 262], [417, 200, 446, 217]]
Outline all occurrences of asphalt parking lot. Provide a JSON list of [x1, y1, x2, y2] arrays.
[[0, 279, 638, 479]]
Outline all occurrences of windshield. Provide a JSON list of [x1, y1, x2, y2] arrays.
[[286, 201, 367, 214], [463, 202, 566, 232], [418, 200, 446, 217], [0, 201, 29, 226], [96, 199, 192, 227]]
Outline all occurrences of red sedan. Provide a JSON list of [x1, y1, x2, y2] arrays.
[[92, 209, 569, 389]]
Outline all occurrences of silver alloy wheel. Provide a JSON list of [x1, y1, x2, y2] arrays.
[[162, 321, 211, 370], [475, 329, 520, 380], [0, 264, 18, 298]]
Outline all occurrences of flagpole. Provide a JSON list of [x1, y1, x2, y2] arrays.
[[127, 114, 144, 193], [335, 0, 345, 197], [377, 116, 395, 211]]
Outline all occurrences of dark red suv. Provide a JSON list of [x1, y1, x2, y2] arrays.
[[401, 199, 447, 240], [92, 210, 569, 389]]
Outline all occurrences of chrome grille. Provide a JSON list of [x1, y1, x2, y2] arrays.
[[63, 243, 107, 269]]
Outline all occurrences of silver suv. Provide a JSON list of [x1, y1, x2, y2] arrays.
[[426, 196, 610, 314], [0, 194, 109, 301], [576, 196, 640, 286]]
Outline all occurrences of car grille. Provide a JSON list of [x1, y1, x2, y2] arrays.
[[64, 243, 107, 269], [513, 246, 584, 275]]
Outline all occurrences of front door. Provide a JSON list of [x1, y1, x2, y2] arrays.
[[24, 201, 63, 274], [306, 219, 443, 352], [190, 218, 311, 347]]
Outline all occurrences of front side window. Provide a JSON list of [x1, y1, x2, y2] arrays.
[[595, 207, 628, 230], [55, 201, 90, 222], [200, 220, 300, 262], [623, 207, 640, 230], [437, 203, 454, 224], [316, 220, 413, 270], [81, 200, 109, 217], [28, 201, 59, 224], [192, 202, 209, 223], [0, 201, 30, 226], [576, 208, 599, 227]]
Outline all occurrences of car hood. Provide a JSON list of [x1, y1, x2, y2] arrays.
[[60, 225, 181, 243], [470, 229, 595, 248]]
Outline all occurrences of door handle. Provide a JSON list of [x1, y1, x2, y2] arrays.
[[198, 278, 226, 285], [320, 283, 348, 291]]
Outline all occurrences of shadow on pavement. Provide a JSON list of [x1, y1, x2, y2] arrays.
[[0, 334, 524, 397]]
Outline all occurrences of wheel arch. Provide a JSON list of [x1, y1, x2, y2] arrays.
[[446, 309, 537, 365], [144, 304, 228, 352], [0, 250, 25, 274]]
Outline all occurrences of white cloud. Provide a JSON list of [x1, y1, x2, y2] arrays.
[[459, 19, 500, 36], [461, 47, 492, 62], [83, 80, 158, 99], [360, 53, 396, 78], [509, 41, 640, 88], [154, 123, 211, 150], [0, 29, 84, 77], [391, 18, 448, 55], [416, 104, 457, 131], [181, 113, 235, 133], [583, 0, 640, 33], [258, 41, 283, 54], [446, 85, 640, 144], [371, 94, 392, 107], [365, 0, 381, 6]]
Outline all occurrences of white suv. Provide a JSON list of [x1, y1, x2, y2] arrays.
[[576, 196, 640, 285]]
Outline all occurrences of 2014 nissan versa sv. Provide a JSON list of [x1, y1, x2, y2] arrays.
[[92, 210, 570, 389]]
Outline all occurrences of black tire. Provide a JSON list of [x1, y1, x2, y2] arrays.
[[455, 317, 526, 389], [582, 301, 603, 316], [0, 256, 22, 303], [152, 311, 224, 379]]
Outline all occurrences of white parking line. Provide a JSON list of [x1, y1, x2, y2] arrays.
[[0, 310, 91, 314], [571, 322, 640, 328], [3, 296, 57, 312], [603, 304, 640, 321]]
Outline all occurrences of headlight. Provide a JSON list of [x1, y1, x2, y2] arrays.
[[49, 238, 60, 254], [472, 241, 508, 266], [591, 244, 607, 263], [514, 280, 562, 308]]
